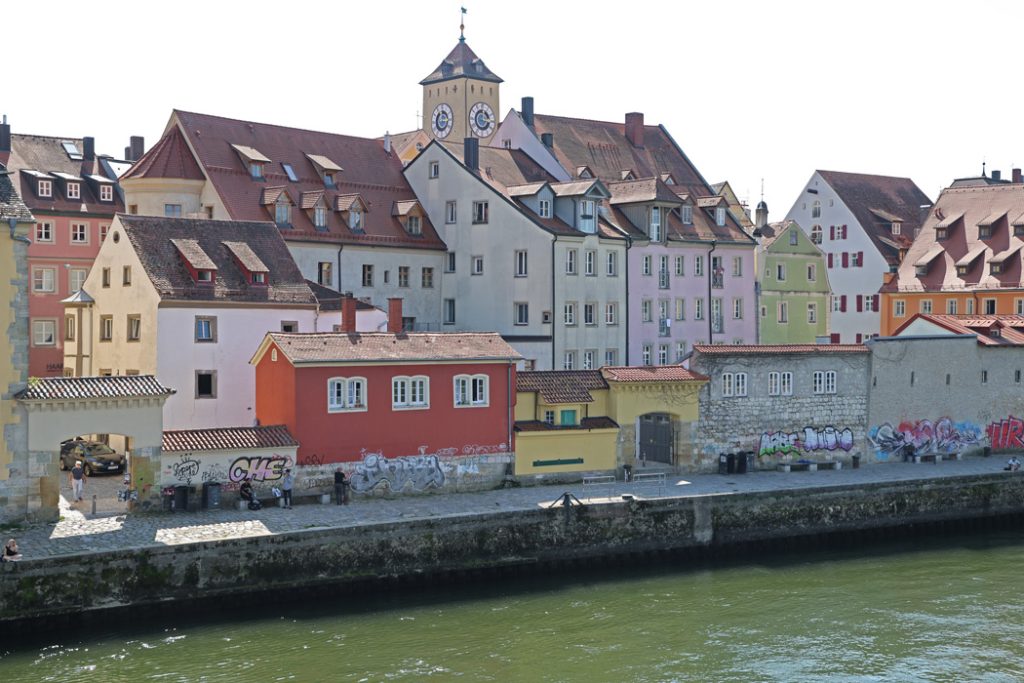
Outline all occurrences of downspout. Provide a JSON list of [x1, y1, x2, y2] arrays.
[[8, 217, 30, 244], [707, 239, 717, 343], [507, 361, 513, 464], [336, 244, 344, 331], [624, 235, 632, 364], [551, 235, 558, 369]]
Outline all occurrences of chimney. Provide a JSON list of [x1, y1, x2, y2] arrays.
[[625, 112, 644, 147], [129, 135, 144, 162], [1014, 168, 1023, 184], [521, 96, 534, 128], [383, 131, 392, 154], [464, 137, 479, 172], [124, 146, 131, 160], [387, 298, 404, 334], [0, 114, 10, 153], [341, 294, 358, 333], [83, 136, 95, 161], [541, 132, 553, 148], [992, 169, 1002, 181]]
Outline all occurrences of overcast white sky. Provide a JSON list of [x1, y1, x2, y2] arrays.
[[7, 0, 1021, 213]]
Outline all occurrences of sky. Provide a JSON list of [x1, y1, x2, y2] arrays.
[[6, 0, 1022, 215]]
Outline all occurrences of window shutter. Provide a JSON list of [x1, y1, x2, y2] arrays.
[[842, 252, 849, 268], [830, 333, 841, 343], [828, 253, 833, 268], [856, 333, 863, 343], [840, 295, 847, 312], [830, 225, 835, 240], [843, 225, 848, 239], [857, 251, 864, 267], [873, 294, 880, 312], [856, 295, 863, 312]]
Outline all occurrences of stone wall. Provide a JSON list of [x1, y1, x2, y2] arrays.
[[0, 231, 30, 524], [2, 473, 1021, 628]]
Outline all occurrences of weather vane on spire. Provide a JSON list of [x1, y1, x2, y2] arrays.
[[460, 6, 467, 41]]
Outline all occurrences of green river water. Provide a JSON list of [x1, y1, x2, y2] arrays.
[[4, 531, 1024, 682]]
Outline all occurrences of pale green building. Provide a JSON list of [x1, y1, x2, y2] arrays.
[[756, 219, 832, 344]]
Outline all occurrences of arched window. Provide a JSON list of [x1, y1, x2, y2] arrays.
[[810, 224, 822, 244]]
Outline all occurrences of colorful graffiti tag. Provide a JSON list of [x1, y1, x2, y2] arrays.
[[868, 418, 983, 460], [987, 415, 1024, 450], [758, 426, 855, 457], [350, 453, 445, 493]]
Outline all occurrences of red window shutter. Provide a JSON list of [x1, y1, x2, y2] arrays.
[[840, 295, 847, 312], [857, 251, 864, 267], [856, 295, 863, 312], [830, 333, 841, 344], [842, 252, 849, 268], [828, 253, 834, 268], [830, 225, 835, 240], [842, 225, 848, 239], [873, 294, 879, 311], [856, 333, 863, 343]]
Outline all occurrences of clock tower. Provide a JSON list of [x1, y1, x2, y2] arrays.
[[421, 31, 502, 145]]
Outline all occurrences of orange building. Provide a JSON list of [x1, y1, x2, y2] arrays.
[[880, 173, 1024, 336]]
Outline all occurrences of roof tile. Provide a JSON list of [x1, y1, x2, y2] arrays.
[[16, 375, 174, 401], [162, 425, 297, 452]]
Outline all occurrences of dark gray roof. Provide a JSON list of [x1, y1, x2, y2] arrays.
[[0, 167, 32, 222], [16, 375, 174, 401], [420, 40, 503, 85], [118, 215, 316, 305]]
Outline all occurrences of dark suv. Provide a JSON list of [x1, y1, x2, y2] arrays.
[[59, 440, 126, 475]]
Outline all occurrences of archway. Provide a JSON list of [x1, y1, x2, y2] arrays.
[[58, 431, 136, 515]]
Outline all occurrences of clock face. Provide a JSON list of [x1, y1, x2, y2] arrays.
[[431, 103, 454, 139], [469, 101, 495, 137]]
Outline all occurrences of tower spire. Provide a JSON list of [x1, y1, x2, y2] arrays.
[[459, 6, 466, 42]]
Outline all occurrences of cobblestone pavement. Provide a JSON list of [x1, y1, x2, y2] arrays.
[[7, 457, 1016, 560]]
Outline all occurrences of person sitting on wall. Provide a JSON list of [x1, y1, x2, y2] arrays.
[[1005, 456, 1021, 472], [2, 538, 22, 562], [239, 481, 261, 510]]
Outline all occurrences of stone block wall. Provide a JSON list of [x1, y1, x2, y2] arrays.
[[0, 232, 30, 524]]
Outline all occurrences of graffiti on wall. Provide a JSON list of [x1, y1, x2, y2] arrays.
[[163, 452, 295, 487], [987, 416, 1024, 450], [228, 455, 290, 483], [868, 418, 983, 460], [758, 426, 855, 457], [350, 452, 445, 493]]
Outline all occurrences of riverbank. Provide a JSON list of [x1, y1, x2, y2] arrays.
[[2, 458, 1022, 631]]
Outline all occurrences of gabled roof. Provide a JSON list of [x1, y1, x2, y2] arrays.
[[5, 134, 124, 215], [692, 344, 868, 355], [119, 215, 315, 305], [223, 240, 269, 272], [516, 370, 608, 403], [892, 313, 1024, 346], [121, 126, 204, 181], [601, 366, 707, 382], [258, 331, 521, 364], [550, 179, 608, 198], [420, 40, 503, 85], [152, 110, 444, 250], [162, 425, 297, 452], [15, 375, 174, 401], [817, 170, 931, 264]]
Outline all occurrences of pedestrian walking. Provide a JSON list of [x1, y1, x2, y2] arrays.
[[282, 469, 294, 509], [334, 468, 348, 505], [69, 461, 86, 502]]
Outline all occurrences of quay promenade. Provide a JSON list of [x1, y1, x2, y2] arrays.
[[14, 456, 1013, 560]]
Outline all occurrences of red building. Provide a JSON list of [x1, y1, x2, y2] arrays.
[[251, 299, 520, 486]]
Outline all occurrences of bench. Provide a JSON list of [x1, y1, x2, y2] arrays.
[[632, 471, 667, 496], [582, 474, 616, 499], [913, 453, 962, 463], [777, 460, 842, 473]]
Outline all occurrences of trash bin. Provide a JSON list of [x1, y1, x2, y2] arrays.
[[718, 454, 728, 475], [736, 451, 748, 474], [852, 454, 861, 469], [174, 485, 189, 512], [163, 491, 174, 512], [983, 446, 992, 457], [726, 452, 736, 474], [623, 464, 633, 482], [202, 482, 222, 510]]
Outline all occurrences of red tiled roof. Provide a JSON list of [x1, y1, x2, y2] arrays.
[[15, 375, 174, 401], [167, 110, 445, 250], [162, 425, 297, 452], [516, 370, 608, 403], [265, 332, 520, 364], [514, 417, 619, 432], [601, 366, 707, 382], [121, 126, 204, 181], [892, 314, 1024, 346], [691, 344, 868, 355]]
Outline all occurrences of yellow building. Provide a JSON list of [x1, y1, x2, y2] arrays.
[[514, 367, 707, 477]]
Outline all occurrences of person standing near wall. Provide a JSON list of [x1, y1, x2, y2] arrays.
[[282, 469, 294, 509], [334, 468, 348, 505], [69, 461, 87, 502]]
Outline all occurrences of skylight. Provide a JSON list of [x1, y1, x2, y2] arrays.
[[282, 163, 298, 182], [62, 141, 83, 160]]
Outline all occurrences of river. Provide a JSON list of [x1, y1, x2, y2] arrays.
[[3, 530, 1024, 682]]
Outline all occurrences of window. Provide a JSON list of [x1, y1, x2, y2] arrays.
[[966, 298, 975, 314], [444, 298, 456, 324], [164, 204, 182, 217], [585, 250, 596, 276], [445, 252, 456, 273], [658, 345, 668, 365], [446, 201, 457, 224], [813, 370, 837, 394], [789, 229, 799, 246], [566, 249, 578, 275], [675, 298, 686, 320], [473, 201, 489, 224], [607, 251, 618, 276], [936, 227, 948, 241], [675, 255, 685, 276], [398, 266, 410, 287], [472, 256, 484, 275], [776, 263, 786, 281], [808, 302, 818, 323], [642, 345, 652, 366], [851, 252, 863, 267], [781, 372, 793, 395], [362, 264, 374, 287], [515, 302, 529, 325], [642, 299, 653, 322], [564, 302, 577, 325], [122, 265, 132, 286], [406, 216, 422, 235], [894, 300, 906, 318], [1017, 298, 1024, 315], [695, 298, 704, 320], [984, 298, 997, 315], [681, 205, 693, 224], [563, 351, 576, 370], [282, 163, 298, 182], [454, 374, 489, 406], [429, 161, 440, 179], [605, 302, 618, 325], [421, 267, 434, 288], [811, 225, 822, 244], [544, 410, 556, 425], [947, 299, 958, 315], [64, 314, 75, 342], [921, 300, 933, 315], [280, 321, 298, 333], [733, 298, 743, 319], [560, 409, 577, 426], [807, 263, 817, 282], [711, 298, 723, 333], [32, 267, 55, 293], [642, 255, 652, 276], [38, 179, 52, 197], [584, 303, 596, 326], [100, 224, 109, 242], [349, 209, 364, 231], [328, 377, 367, 411], [583, 350, 595, 370], [35, 222, 53, 243], [66, 182, 80, 200], [811, 200, 821, 218], [102, 267, 110, 288], [127, 315, 141, 341], [694, 255, 704, 277], [579, 200, 596, 233], [768, 371, 781, 396], [318, 262, 333, 287], [675, 341, 687, 362], [605, 349, 618, 366], [659, 255, 670, 288], [722, 372, 748, 397], [982, 370, 989, 384], [128, 204, 138, 215], [313, 205, 327, 229], [650, 207, 662, 241], [99, 315, 113, 341], [249, 162, 264, 179], [195, 316, 217, 342], [32, 320, 56, 346], [71, 223, 88, 244], [275, 199, 291, 227], [538, 199, 551, 218], [392, 376, 429, 409], [515, 250, 528, 277], [733, 256, 743, 277], [715, 207, 726, 226]]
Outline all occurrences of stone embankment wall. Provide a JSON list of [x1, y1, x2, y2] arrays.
[[2, 474, 1021, 629]]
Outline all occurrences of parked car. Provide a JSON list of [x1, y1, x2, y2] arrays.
[[59, 439, 125, 475]]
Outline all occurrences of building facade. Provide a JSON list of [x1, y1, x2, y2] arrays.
[[756, 220, 832, 344]]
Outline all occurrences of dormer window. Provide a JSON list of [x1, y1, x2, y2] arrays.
[[979, 225, 992, 239], [349, 208, 363, 230], [661, 173, 676, 186], [275, 198, 291, 227], [306, 153, 343, 188], [957, 265, 969, 276], [579, 199, 596, 233], [197, 270, 214, 283], [38, 179, 52, 197], [406, 215, 422, 235], [650, 206, 662, 241], [282, 163, 298, 182], [252, 272, 267, 285], [715, 207, 726, 226], [620, 169, 636, 181], [936, 227, 948, 241], [539, 199, 551, 218], [991, 262, 1004, 275], [576, 166, 593, 179], [250, 162, 265, 179], [323, 172, 335, 188], [915, 265, 929, 277], [681, 205, 693, 224], [892, 222, 902, 235], [314, 205, 327, 229], [99, 185, 113, 202], [67, 182, 80, 199]]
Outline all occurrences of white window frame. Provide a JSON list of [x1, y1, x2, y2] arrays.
[[563, 351, 576, 370], [429, 161, 440, 179], [70, 222, 88, 244], [564, 302, 577, 326], [894, 300, 906, 318], [313, 205, 327, 229], [675, 255, 685, 276], [566, 249, 578, 275], [454, 374, 489, 407], [66, 182, 80, 199], [445, 201, 457, 224], [807, 263, 817, 281], [781, 372, 793, 395], [32, 319, 56, 347], [35, 222, 53, 243], [585, 249, 596, 276], [538, 199, 551, 218], [733, 298, 743, 320], [732, 256, 743, 277], [642, 345, 652, 366], [392, 375, 430, 410], [658, 344, 668, 365], [808, 302, 818, 324], [584, 302, 596, 326], [99, 185, 113, 202], [515, 250, 528, 277], [675, 298, 686, 320], [605, 349, 618, 366], [605, 302, 618, 325], [32, 267, 56, 293], [650, 206, 662, 241], [38, 179, 52, 197], [641, 299, 653, 322], [444, 298, 456, 324], [349, 208, 364, 230], [328, 377, 367, 412], [768, 371, 781, 396], [642, 255, 652, 276], [69, 268, 88, 293], [472, 255, 484, 275], [583, 350, 595, 370], [606, 251, 618, 276], [694, 255, 704, 277], [473, 201, 489, 224], [515, 302, 529, 325]]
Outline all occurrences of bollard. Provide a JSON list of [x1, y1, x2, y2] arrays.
[[91, 494, 97, 515]]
